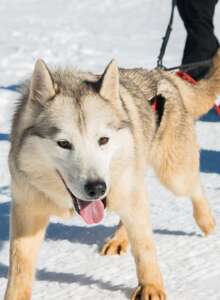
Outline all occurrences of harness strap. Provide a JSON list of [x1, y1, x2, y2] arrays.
[[176, 71, 197, 84]]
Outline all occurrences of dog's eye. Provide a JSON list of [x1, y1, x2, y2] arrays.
[[98, 137, 109, 146], [57, 140, 72, 150]]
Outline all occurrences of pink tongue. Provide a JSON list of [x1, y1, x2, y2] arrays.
[[79, 199, 104, 225]]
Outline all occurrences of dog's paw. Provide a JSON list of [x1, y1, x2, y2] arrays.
[[196, 212, 216, 236], [100, 238, 128, 256], [193, 206, 216, 236], [131, 284, 166, 300]]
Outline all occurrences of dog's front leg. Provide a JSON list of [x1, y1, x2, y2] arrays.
[[112, 183, 166, 300], [101, 221, 129, 255], [4, 203, 49, 300]]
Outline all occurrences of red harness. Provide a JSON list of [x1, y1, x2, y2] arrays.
[[151, 71, 220, 116], [175, 71, 197, 85]]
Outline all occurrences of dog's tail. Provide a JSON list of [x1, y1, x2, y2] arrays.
[[206, 49, 220, 95], [171, 49, 220, 118]]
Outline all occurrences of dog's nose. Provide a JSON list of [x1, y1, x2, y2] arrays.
[[84, 180, 106, 199]]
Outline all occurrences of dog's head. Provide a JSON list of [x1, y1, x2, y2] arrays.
[[18, 59, 134, 224]]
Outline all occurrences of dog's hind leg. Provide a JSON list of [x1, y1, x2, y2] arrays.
[[4, 203, 49, 300], [163, 171, 216, 236], [191, 179, 216, 236], [101, 220, 129, 255], [157, 168, 216, 236]]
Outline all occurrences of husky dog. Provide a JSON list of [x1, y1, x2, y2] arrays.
[[5, 51, 220, 300]]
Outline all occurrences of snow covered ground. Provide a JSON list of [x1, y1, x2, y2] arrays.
[[1, 0, 220, 299]]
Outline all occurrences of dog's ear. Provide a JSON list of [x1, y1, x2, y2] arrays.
[[30, 59, 56, 104], [100, 59, 120, 102]]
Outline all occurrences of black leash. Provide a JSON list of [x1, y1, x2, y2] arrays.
[[156, 0, 212, 72], [165, 59, 212, 71], [157, 0, 177, 69]]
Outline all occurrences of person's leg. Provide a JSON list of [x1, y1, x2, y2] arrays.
[[177, 0, 219, 80]]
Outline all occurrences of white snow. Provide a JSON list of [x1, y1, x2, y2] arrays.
[[1, 0, 220, 299]]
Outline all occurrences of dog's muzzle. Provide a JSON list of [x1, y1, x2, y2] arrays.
[[56, 170, 107, 225]]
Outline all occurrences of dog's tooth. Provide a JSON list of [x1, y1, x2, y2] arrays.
[[77, 199, 81, 209]]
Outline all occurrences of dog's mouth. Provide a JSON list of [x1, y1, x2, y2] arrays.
[[57, 171, 106, 225], [72, 197, 106, 225]]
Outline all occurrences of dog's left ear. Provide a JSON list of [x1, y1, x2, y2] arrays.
[[30, 59, 56, 104], [100, 59, 120, 103]]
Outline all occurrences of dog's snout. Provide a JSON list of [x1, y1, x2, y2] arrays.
[[84, 180, 106, 198]]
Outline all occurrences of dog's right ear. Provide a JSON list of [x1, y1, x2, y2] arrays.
[[100, 59, 120, 103], [30, 59, 56, 104]]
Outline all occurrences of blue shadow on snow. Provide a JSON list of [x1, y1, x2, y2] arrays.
[[200, 108, 220, 122], [200, 149, 220, 174], [0, 261, 132, 297], [0, 84, 21, 93], [0, 133, 10, 141], [0, 201, 10, 243]]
